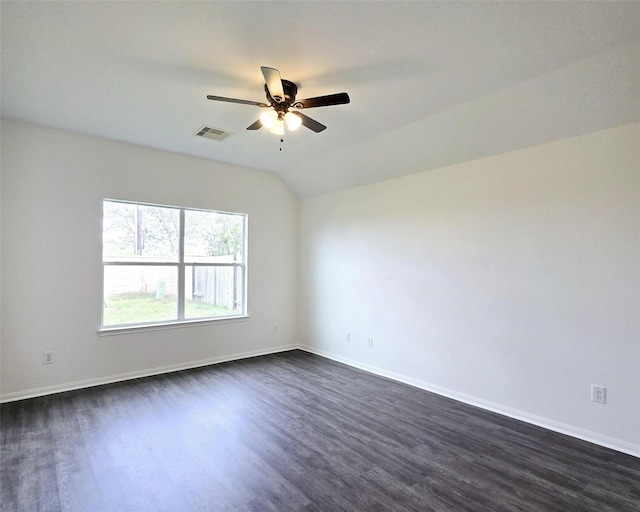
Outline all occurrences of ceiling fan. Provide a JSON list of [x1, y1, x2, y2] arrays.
[[207, 66, 350, 134]]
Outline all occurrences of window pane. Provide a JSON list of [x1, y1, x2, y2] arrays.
[[103, 265, 178, 326], [103, 201, 179, 262], [101, 200, 247, 329], [185, 265, 243, 319], [184, 210, 244, 263]]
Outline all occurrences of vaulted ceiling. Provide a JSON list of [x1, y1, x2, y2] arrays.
[[2, 1, 639, 197]]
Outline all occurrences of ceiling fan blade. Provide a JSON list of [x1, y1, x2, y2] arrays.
[[296, 112, 327, 133], [295, 92, 350, 109], [246, 119, 263, 130], [261, 66, 285, 103], [207, 95, 269, 108]]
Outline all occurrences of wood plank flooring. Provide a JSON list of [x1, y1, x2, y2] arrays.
[[1, 350, 639, 511]]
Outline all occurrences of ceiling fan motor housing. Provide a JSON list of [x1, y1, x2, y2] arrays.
[[265, 79, 298, 113]]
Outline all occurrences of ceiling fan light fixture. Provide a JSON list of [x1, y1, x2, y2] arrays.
[[260, 110, 277, 128], [270, 119, 285, 135], [285, 112, 302, 131]]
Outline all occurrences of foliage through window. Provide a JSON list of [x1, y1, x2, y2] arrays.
[[102, 200, 247, 328]]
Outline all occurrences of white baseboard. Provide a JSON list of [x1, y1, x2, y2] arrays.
[[299, 345, 640, 459], [0, 344, 297, 403]]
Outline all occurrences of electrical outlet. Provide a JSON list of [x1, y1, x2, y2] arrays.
[[591, 385, 606, 404], [346, 331, 351, 342], [43, 351, 54, 365], [272, 323, 277, 333], [368, 337, 374, 348]]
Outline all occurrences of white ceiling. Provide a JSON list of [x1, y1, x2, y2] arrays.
[[2, 1, 639, 198]]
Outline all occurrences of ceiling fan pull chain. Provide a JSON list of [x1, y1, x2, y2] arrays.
[[280, 138, 284, 151]]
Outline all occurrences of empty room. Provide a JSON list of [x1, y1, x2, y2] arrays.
[[1, 1, 639, 511]]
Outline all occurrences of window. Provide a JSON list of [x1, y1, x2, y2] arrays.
[[101, 200, 247, 329]]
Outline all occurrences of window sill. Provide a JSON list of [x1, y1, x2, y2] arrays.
[[97, 315, 250, 336]]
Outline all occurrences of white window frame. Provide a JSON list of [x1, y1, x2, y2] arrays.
[[99, 199, 248, 334]]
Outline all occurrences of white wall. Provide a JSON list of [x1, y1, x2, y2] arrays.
[[1, 119, 298, 399], [299, 123, 640, 455]]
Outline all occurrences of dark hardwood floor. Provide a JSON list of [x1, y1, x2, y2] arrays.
[[1, 350, 638, 512]]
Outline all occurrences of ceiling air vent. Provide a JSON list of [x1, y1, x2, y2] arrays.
[[195, 126, 232, 142]]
